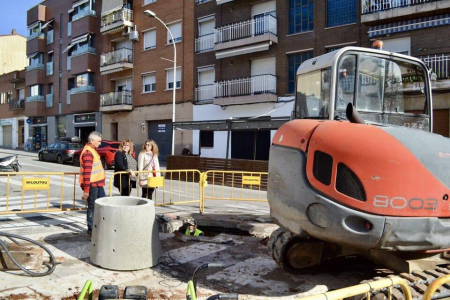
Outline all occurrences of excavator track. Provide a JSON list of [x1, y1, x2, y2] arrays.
[[357, 267, 450, 300]]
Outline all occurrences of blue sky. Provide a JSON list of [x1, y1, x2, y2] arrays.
[[0, 0, 43, 36]]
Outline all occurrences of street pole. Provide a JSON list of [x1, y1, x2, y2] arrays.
[[144, 11, 177, 156]]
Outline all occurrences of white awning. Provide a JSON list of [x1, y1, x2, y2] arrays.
[[216, 0, 234, 5], [27, 52, 40, 59], [62, 33, 91, 53], [215, 42, 270, 59], [74, 0, 89, 8], [101, 67, 125, 75], [41, 19, 54, 30], [48, 50, 54, 54], [101, 0, 123, 15]]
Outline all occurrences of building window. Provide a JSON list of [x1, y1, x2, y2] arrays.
[[143, 0, 156, 5], [142, 73, 156, 93], [200, 131, 214, 147], [143, 29, 156, 50], [288, 51, 313, 94], [288, 0, 314, 34], [30, 85, 43, 97], [327, 0, 356, 28], [29, 52, 44, 66], [48, 83, 54, 95], [0, 93, 5, 104], [75, 73, 94, 87], [7, 91, 12, 103], [167, 22, 182, 44], [166, 67, 181, 90]]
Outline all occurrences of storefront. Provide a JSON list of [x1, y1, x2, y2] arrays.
[[30, 117, 48, 151], [74, 113, 101, 144], [0, 119, 13, 147]]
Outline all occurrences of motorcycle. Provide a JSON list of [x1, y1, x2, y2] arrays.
[[0, 155, 20, 172]]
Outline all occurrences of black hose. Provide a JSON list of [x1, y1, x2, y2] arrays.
[[0, 231, 57, 277]]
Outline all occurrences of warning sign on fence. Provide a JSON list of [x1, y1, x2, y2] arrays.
[[242, 176, 261, 186], [22, 178, 50, 190]]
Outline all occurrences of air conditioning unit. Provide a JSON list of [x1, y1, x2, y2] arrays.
[[129, 26, 139, 42]]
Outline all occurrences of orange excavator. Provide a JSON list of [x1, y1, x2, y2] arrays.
[[267, 45, 450, 275]]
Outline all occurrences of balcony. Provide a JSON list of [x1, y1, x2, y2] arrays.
[[46, 62, 54, 76], [72, 9, 96, 22], [46, 94, 53, 108], [25, 66, 45, 86], [68, 22, 72, 37], [421, 53, 450, 90], [71, 51, 98, 75], [100, 8, 133, 34], [27, 34, 45, 55], [195, 84, 216, 102], [26, 63, 45, 72], [71, 85, 95, 94], [361, 0, 450, 23], [25, 96, 46, 117], [47, 30, 54, 44], [26, 95, 45, 102], [195, 34, 214, 53], [214, 15, 278, 59], [68, 90, 99, 112], [9, 99, 25, 110], [213, 74, 277, 106], [100, 91, 133, 112], [100, 48, 133, 75]]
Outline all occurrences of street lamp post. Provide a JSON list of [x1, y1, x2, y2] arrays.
[[144, 10, 177, 156]]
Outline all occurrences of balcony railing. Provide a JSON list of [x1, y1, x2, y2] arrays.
[[26, 63, 45, 71], [47, 30, 54, 44], [8, 99, 25, 110], [100, 91, 133, 107], [101, 8, 133, 28], [101, 48, 133, 67], [362, 0, 438, 14], [216, 74, 276, 98], [26, 95, 45, 102], [46, 94, 53, 108], [27, 31, 44, 41], [67, 57, 71, 70], [71, 85, 95, 94], [46, 62, 54, 76], [73, 9, 96, 22], [215, 14, 277, 44], [421, 53, 450, 80], [195, 33, 214, 53], [68, 22, 72, 37], [72, 46, 96, 57], [67, 90, 71, 104], [195, 84, 216, 101]]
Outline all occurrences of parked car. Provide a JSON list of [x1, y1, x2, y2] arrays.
[[38, 138, 82, 164], [72, 140, 121, 170]]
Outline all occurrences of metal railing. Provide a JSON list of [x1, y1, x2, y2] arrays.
[[72, 46, 96, 57], [27, 31, 44, 41], [101, 48, 133, 67], [100, 91, 133, 107], [216, 74, 276, 98], [420, 53, 450, 80], [362, 0, 438, 14], [71, 85, 95, 94], [26, 95, 44, 102], [26, 63, 45, 72], [46, 62, 53, 76], [195, 33, 214, 52], [215, 14, 277, 44], [0, 172, 84, 215], [8, 99, 25, 110], [195, 84, 216, 101], [101, 8, 133, 28], [46, 93, 53, 108], [47, 30, 54, 44]]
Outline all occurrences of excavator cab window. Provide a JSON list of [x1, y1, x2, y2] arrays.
[[334, 52, 430, 131], [295, 67, 331, 119]]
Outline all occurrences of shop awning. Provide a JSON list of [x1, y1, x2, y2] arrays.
[[62, 33, 91, 53]]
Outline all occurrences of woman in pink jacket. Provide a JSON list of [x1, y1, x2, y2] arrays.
[[138, 139, 160, 200]]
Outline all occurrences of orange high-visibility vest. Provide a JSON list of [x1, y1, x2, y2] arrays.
[[79, 145, 105, 185]]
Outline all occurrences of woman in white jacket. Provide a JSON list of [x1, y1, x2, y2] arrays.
[[138, 139, 160, 200]]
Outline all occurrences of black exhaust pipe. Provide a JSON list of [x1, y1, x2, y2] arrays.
[[346, 103, 365, 124]]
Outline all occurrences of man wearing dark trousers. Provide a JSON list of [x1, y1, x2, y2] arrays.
[[79, 131, 105, 239]]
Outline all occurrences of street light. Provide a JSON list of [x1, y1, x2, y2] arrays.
[[144, 9, 177, 156]]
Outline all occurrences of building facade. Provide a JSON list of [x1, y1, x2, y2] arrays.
[[191, 0, 368, 159], [99, 0, 195, 161], [25, 0, 103, 150], [0, 30, 28, 76], [361, 0, 450, 138]]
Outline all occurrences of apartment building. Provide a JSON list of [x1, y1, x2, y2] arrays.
[[99, 0, 195, 161], [0, 30, 28, 149], [25, 0, 103, 150], [189, 0, 367, 159], [361, 0, 450, 138], [0, 70, 28, 149]]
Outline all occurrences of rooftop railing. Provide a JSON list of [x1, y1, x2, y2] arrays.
[[215, 14, 277, 44]]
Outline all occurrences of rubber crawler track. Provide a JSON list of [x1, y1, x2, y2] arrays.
[[268, 228, 450, 299]]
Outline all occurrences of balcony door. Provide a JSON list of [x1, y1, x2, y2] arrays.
[[251, 57, 276, 94], [251, 0, 276, 36]]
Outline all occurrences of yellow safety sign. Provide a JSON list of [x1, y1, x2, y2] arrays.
[[22, 177, 50, 190], [147, 176, 164, 188], [242, 176, 261, 186]]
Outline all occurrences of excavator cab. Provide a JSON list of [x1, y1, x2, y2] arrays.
[[293, 47, 432, 132], [268, 46, 450, 275]]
